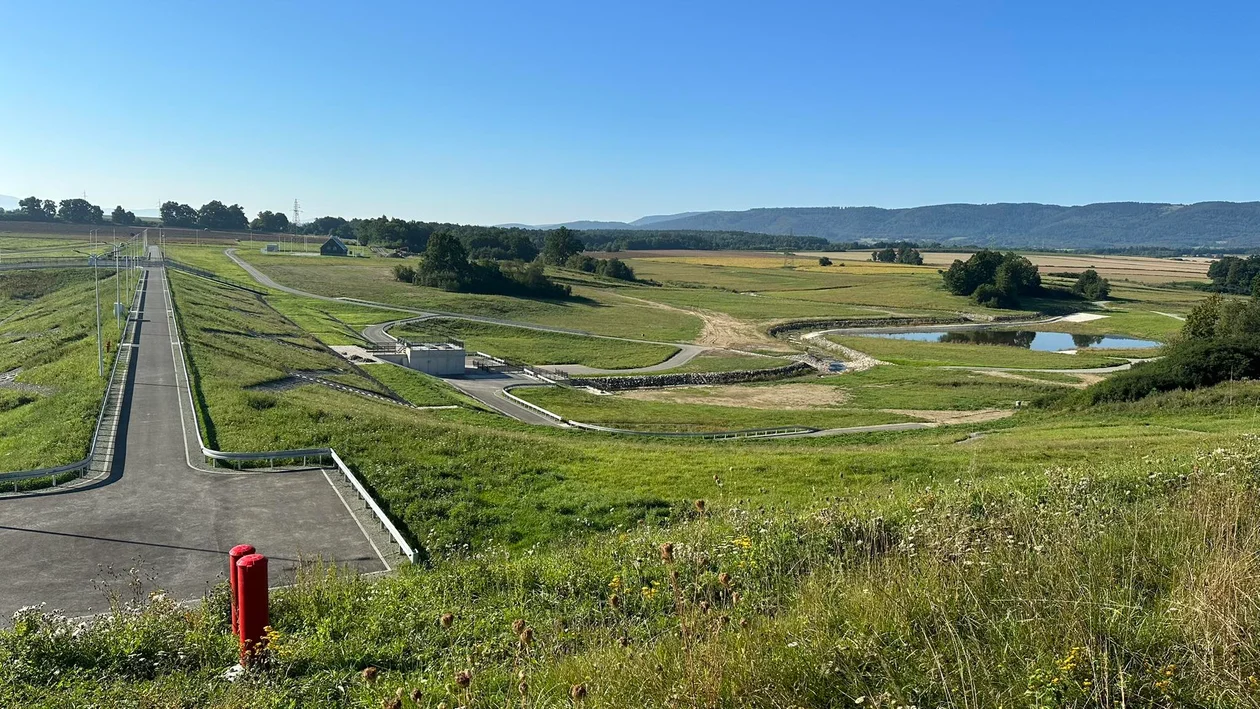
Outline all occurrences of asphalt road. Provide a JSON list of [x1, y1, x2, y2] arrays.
[[0, 265, 385, 618]]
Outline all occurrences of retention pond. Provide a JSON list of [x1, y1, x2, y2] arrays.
[[864, 330, 1159, 352]]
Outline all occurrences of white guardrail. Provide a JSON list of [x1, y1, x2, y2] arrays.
[[162, 267, 420, 564], [1, 268, 145, 490]]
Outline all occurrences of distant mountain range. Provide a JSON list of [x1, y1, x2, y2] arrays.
[[502, 202, 1260, 249]]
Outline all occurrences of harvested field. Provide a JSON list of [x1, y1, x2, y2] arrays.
[[621, 383, 850, 409], [915, 252, 1211, 283]]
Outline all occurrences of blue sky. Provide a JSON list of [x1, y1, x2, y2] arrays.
[[1, 1, 1257, 224]]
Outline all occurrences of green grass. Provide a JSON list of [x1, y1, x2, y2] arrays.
[[514, 385, 914, 432], [362, 363, 461, 406], [266, 294, 402, 345], [831, 334, 1135, 369], [656, 352, 792, 374], [393, 318, 680, 368], [824, 365, 1066, 409], [235, 252, 705, 341], [7, 437, 1260, 706], [0, 269, 133, 472], [0, 234, 102, 259]]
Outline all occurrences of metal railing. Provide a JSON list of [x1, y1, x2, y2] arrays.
[[500, 385, 568, 423], [1, 269, 145, 490], [162, 266, 420, 563]]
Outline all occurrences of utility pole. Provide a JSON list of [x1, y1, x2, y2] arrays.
[[293, 199, 301, 251]]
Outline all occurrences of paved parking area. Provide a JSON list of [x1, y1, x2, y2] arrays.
[[0, 266, 385, 618]]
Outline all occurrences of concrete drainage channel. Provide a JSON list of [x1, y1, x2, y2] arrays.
[[0, 269, 146, 494]]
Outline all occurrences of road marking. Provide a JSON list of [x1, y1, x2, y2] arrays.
[[320, 468, 391, 572]]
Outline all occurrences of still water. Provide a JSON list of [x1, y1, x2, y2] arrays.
[[865, 330, 1160, 351]]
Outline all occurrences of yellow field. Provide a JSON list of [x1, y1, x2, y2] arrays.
[[596, 249, 938, 274], [917, 252, 1210, 283]]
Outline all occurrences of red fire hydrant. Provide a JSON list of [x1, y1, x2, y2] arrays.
[[228, 544, 255, 635], [236, 553, 269, 665]]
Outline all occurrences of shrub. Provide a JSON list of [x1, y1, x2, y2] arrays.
[[1071, 338, 1260, 404]]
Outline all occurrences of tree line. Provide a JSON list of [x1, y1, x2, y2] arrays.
[[870, 245, 923, 264], [1205, 255, 1260, 296]]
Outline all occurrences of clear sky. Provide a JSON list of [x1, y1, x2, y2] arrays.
[[2, 1, 1257, 225]]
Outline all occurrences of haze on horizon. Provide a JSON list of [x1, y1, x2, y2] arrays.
[[2, 1, 1257, 226]]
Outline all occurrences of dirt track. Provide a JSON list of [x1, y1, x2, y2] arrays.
[[623, 383, 850, 409]]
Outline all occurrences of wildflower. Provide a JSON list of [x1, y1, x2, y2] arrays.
[[512, 618, 526, 634], [718, 572, 732, 589], [455, 669, 472, 689], [519, 626, 534, 646], [695, 499, 706, 513], [660, 542, 675, 563], [608, 575, 622, 591], [570, 683, 588, 702], [440, 613, 454, 629], [362, 666, 380, 683]]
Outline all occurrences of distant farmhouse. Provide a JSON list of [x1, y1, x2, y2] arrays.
[[320, 235, 349, 256]]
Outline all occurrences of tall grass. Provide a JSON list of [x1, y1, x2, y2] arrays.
[[4, 438, 1259, 706]]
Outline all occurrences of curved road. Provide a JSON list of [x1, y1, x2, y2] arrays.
[[0, 265, 386, 618]]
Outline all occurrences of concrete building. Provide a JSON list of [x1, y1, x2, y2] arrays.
[[403, 342, 465, 376], [371, 341, 466, 376]]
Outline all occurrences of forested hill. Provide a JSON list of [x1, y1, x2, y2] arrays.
[[539, 202, 1260, 249]]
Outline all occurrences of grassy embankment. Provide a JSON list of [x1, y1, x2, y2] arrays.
[[513, 385, 914, 432], [0, 269, 129, 474], [821, 365, 1071, 409], [234, 251, 704, 342], [163, 265, 1260, 553], [5, 434, 1260, 705], [393, 319, 679, 369]]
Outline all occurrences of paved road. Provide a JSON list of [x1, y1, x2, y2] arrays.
[[443, 373, 567, 427], [0, 265, 385, 618]]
